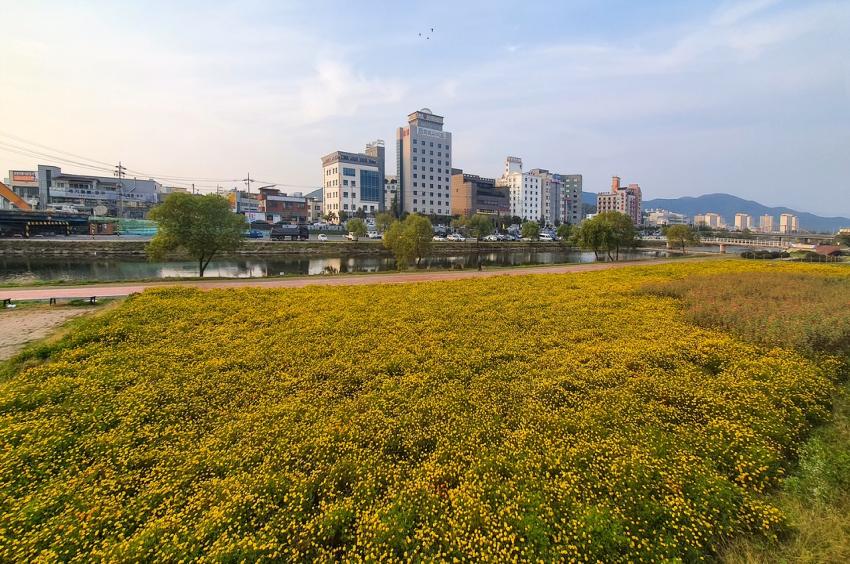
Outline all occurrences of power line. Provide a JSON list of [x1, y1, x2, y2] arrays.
[[0, 134, 319, 194]]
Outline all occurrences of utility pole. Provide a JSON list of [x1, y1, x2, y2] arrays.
[[114, 161, 126, 218], [242, 173, 254, 194]]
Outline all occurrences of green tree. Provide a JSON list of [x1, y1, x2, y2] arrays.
[[465, 214, 495, 241], [556, 223, 573, 242], [324, 211, 337, 224], [147, 193, 245, 277], [383, 214, 433, 269], [573, 219, 607, 260], [346, 218, 367, 241], [573, 212, 636, 261], [338, 210, 349, 223], [375, 212, 394, 233], [606, 212, 637, 261], [836, 231, 850, 247], [665, 224, 700, 253], [521, 221, 540, 240], [390, 194, 399, 218]]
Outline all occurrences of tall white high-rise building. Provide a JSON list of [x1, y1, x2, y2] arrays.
[[396, 108, 452, 216], [499, 157, 543, 221]]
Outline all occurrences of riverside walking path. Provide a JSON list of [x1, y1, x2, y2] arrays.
[[1, 257, 711, 301]]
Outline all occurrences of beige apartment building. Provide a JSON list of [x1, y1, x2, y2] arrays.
[[396, 108, 452, 216], [779, 213, 799, 234], [734, 213, 753, 231], [760, 214, 774, 233]]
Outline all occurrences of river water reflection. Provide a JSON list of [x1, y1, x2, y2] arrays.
[[0, 249, 669, 284]]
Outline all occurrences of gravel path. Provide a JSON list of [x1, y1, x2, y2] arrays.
[[0, 308, 89, 360]]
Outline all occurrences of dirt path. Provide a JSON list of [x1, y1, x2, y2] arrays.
[[0, 308, 90, 360], [0, 257, 714, 302]]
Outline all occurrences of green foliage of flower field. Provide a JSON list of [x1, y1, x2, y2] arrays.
[[0, 261, 848, 561]]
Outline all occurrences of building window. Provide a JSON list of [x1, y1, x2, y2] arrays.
[[342, 167, 356, 177], [343, 180, 348, 186]]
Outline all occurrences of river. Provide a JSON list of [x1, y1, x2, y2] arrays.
[[0, 249, 669, 284]]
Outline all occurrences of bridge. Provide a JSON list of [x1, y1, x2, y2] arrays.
[[699, 237, 791, 249]]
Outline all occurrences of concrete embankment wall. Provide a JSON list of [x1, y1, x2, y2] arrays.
[[0, 239, 575, 258]]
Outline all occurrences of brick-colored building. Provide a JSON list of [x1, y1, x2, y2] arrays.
[[258, 187, 309, 224], [450, 169, 509, 217], [596, 176, 642, 225]]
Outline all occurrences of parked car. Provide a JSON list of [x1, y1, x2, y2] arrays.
[[244, 229, 264, 239], [367, 231, 381, 239], [345, 232, 356, 241], [317, 233, 328, 242], [483, 234, 499, 242], [432, 235, 446, 241], [540, 233, 555, 242], [447, 233, 466, 242]]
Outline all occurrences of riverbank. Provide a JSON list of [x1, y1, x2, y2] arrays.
[[0, 255, 713, 300], [0, 238, 621, 258]]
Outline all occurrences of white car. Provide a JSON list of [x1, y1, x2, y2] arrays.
[[447, 233, 466, 242], [432, 235, 446, 241], [483, 234, 499, 242], [345, 232, 356, 241], [367, 231, 381, 239], [317, 233, 328, 242], [539, 234, 555, 242]]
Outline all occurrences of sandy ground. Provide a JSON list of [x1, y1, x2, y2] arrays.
[[0, 308, 89, 360]]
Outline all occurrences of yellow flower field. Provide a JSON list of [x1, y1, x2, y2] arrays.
[[0, 260, 847, 561]]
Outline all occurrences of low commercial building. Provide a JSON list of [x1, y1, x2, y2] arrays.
[[645, 209, 688, 227], [258, 187, 309, 224], [597, 176, 642, 226], [2, 170, 39, 209], [4, 165, 161, 217], [322, 142, 385, 220], [450, 169, 509, 217]]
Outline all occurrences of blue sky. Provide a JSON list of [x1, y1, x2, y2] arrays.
[[1, 0, 848, 216]]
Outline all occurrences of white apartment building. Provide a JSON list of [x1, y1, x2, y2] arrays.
[[760, 214, 775, 233], [321, 143, 385, 221], [499, 157, 543, 221], [396, 108, 452, 216], [497, 157, 581, 224], [734, 213, 753, 231]]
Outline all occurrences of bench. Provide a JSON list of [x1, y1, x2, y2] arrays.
[[4, 296, 98, 308]]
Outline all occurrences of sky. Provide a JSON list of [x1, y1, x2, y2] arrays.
[[1, 0, 848, 216]]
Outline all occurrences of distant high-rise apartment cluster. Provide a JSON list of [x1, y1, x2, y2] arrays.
[[692, 211, 800, 233], [596, 176, 642, 226]]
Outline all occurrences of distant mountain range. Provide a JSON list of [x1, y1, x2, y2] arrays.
[[582, 192, 849, 233]]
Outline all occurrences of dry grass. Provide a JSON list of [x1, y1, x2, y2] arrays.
[[642, 269, 850, 562]]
